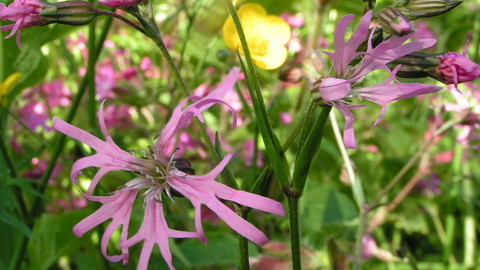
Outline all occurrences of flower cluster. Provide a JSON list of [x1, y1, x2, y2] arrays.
[[54, 67, 284, 269], [311, 11, 442, 148]]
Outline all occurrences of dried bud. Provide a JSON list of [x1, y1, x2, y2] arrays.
[[40, 1, 99, 26], [394, 0, 462, 20], [377, 7, 413, 36]]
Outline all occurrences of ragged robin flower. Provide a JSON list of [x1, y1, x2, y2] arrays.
[[310, 11, 442, 149], [53, 67, 284, 270], [223, 3, 291, 70]]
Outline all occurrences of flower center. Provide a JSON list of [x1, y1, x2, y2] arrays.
[[249, 37, 269, 57]]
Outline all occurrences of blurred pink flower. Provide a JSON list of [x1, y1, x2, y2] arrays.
[[413, 22, 435, 40], [417, 174, 442, 197], [95, 61, 116, 100], [312, 11, 441, 148], [244, 139, 263, 167], [280, 12, 304, 28], [42, 81, 71, 107], [361, 235, 377, 260], [23, 157, 62, 184], [0, 0, 45, 47], [444, 85, 480, 149], [102, 104, 134, 129], [54, 67, 283, 269], [279, 112, 292, 125], [18, 100, 51, 131]]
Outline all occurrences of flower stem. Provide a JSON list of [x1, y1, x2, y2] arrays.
[[7, 16, 114, 270], [97, 9, 147, 35], [126, 1, 224, 172], [87, 15, 97, 128], [287, 196, 301, 270], [237, 208, 251, 270], [329, 111, 367, 269]]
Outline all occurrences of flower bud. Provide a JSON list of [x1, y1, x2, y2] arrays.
[[377, 7, 413, 36], [40, 1, 99, 26], [389, 43, 480, 87], [394, 0, 462, 20], [387, 52, 440, 78]]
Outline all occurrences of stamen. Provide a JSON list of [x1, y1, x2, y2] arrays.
[[140, 150, 147, 158]]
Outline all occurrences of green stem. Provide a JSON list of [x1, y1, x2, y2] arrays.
[[7, 16, 113, 270], [237, 208, 251, 270], [288, 196, 301, 270], [87, 7, 96, 128], [97, 9, 147, 35], [292, 105, 332, 193], [126, 2, 224, 174], [329, 110, 367, 269], [354, 206, 368, 270], [0, 123, 28, 220]]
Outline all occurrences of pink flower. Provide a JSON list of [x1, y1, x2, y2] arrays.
[[42, 80, 71, 107], [95, 61, 117, 100], [244, 139, 263, 167], [312, 11, 441, 148], [417, 174, 441, 197], [98, 0, 141, 8], [54, 67, 284, 269], [102, 104, 134, 129], [0, 0, 45, 47], [436, 42, 480, 89], [18, 99, 51, 131]]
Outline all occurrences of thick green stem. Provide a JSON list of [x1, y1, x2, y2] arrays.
[[292, 105, 332, 193], [7, 16, 113, 270], [87, 2, 96, 128], [288, 196, 301, 270], [237, 208, 251, 270]]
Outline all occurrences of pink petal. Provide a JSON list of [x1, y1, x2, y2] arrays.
[[120, 200, 199, 270], [73, 190, 137, 264]]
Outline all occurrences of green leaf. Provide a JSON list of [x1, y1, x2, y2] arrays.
[[0, 180, 32, 237], [225, 0, 291, 189], [174, 231, 259, 268], [26, 210, 89, 270]]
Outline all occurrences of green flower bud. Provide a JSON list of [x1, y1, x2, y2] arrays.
[[40, 1, 99, 26], [377, 7, 413, 36], [393, 0, 462, 20]]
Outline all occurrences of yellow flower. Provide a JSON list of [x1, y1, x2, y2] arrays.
[[223, 3, 291, 70], [0, 72, 21, 107]]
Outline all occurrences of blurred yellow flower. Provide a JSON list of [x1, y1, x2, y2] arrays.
[[223, 3, 291, 70], [0, 72, 21, 107]]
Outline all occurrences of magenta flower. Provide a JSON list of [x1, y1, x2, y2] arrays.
[[18, 99, 51, 131], [54, 67, 284, 269], [312, 11, 441, 148], [435, 42, 480, 89], [0, 0, 45, 47]]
